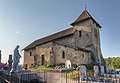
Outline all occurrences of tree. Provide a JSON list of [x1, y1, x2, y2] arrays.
[[105, 57, 120, 69]]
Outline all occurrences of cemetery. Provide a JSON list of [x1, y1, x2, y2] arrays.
[[0, 46, 120, 83], [0, 3, 120, 83]]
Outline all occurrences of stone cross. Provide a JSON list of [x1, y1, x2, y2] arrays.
[[65, 60, 71, 68], [8, 54, 13, 74]]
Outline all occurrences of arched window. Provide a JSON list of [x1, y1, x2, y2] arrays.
[[30, 51, 32, 56], [62, 51, 65, 58], [79, 31, 82, 37]]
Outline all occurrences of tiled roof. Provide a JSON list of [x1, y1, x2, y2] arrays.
[[23, 27, 75, 50], [23, 10, 101, 50], [71, 10, 101, 28]]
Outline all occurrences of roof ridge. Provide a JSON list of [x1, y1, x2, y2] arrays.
[[71, 10, 101, 28], [23, 27, 75, 50]]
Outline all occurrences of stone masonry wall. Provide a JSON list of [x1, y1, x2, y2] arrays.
[[36, 42, 53, 65], [24, 18, 104, 65], [24, 49, 36, 65], [53, 43, 92, 65], [55, 26, 92, 49]]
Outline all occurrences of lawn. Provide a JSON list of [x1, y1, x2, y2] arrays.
[[36, 66, 52, 71]]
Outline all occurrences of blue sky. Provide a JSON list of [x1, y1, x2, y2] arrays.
[[0, 0, 120, 64]]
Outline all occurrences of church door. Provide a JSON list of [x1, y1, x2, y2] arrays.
[[41, 55, 45, 65], [34, 56, 37, 65]]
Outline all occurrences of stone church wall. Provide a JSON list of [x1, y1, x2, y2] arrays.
[[54, 35, 75, 47], [36, 42, 53, 65], [24, 48, 36, 66], [55, 26, 92, 49], [53, 43, 92, 65]]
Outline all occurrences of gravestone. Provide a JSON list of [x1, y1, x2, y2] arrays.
[[65, 60, 71, 68], [79, 65, 86, 81], [100, 66, 104, 75], [106, 65, 110, 73], [8, 54, 13, 74], [94, 66, 99, 77], [114, 65, 116, 73]]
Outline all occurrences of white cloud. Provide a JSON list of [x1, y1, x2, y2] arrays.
[[16, 31, 20, 34]]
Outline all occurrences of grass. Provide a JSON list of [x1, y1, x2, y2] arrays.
[[116, 69, 120, 71], [86, 69, 94, 77], [62, 70, 79, 80], [36, 66, 52, 71]]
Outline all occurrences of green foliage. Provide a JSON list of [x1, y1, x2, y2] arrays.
[[57, 63, 65, 68], [85, 64, 93, 70], [36, 66, 52, 71], [86, 70, 94, 77], [44, 64, 53, 68], [62, 70, 79, 79], [71, 64, 77, 69], [105, 57, 120, 69], [28, 64, 37, 68], [18, 64, 23, 69]]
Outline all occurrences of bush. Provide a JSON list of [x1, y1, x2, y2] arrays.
[[36, 66, 52, 71], [71, 64, 78, 69], [29, 64, 37, 68], [85, 64, 93, 70], [44, 64, 52, 68], [57, 63, 65, 68]]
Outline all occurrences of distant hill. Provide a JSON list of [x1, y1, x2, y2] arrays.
[[105, 57, 120, 69]]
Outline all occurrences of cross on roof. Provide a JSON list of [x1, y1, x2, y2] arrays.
[[85, 4, 87, 10]]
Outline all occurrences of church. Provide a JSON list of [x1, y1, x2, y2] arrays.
[[23, 9, 105, 66]]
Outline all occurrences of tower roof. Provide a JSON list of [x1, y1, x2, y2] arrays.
[[71, 10, 101, 28]]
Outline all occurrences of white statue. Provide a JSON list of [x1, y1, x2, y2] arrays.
[[66, 60, 71, 68], [13, 45, 21, 72]]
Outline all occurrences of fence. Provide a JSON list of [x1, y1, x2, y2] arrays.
[[0, 71, 10, 83], [0, 70, 120, 83]]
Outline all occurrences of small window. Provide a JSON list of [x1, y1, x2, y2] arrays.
[[62, 51, 65, 58], [94, 29, 97, 37], [82, 54, 84, 58], [79, 31, 82, 37], [30, 51, 32, 56]]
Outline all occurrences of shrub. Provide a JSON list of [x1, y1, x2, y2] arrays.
[[44, 64, 52, 68], [57, 63, 65, 68], [85, 64, 93, 70], [36, 66, 52, 71], [28, 64, 37, 68], [71, 64, 77, 69]]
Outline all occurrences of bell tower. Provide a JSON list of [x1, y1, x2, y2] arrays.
[[71, 10, 105, 65]]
